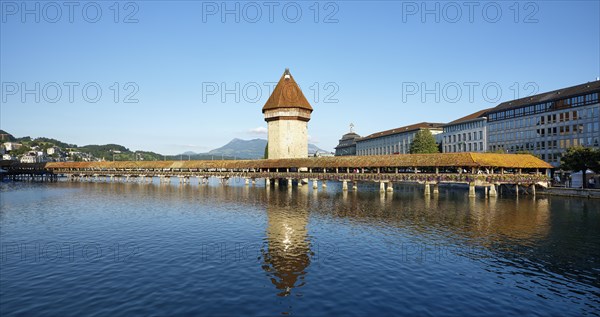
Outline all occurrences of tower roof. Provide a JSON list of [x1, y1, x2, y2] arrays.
[[262, 69, 313, 113]]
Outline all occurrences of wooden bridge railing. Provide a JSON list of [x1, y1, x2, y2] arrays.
[[49, 169, 549, 185]]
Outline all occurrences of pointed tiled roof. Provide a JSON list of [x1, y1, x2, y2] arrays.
[[262, 69, 313, 113]]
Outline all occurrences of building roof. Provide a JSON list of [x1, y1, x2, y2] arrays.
[[340, 132, 360, 140], [358, 122, 444, 141], [446, 108, 491, 125], [491, 80, 600, 112], [335, 132, 360, 150], [262, 69, 313, 113], [43, 153, 551, 170]]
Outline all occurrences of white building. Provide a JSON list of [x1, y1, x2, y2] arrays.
[[47, 146, 60, 155], [20, 151, 49, 163], [20, 155, 38, 163], [442, 109, 490, 153], [356, 122, 444, 155], [487, 81, 600, 167], [2, 142, 22, 152]]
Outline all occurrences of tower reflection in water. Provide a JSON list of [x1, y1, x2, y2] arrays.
[[261, 187, 312, 297]]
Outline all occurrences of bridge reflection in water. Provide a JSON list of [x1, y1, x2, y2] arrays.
[[254, 185, 595, 307], [239, 183, 579, 302], [3, 181, 598, 315], [82, 181, 595, 300]]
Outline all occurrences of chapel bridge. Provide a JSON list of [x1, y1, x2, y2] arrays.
[[2, 153, 552, 196]]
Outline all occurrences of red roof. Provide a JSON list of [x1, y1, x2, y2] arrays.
[[491, 80, 600, 111], [358, 122, 444, 141], [447, 108, 491, 125], [262, 69, 313, 113]]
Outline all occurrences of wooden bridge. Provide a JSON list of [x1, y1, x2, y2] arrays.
[[1, 153, 552, 197]]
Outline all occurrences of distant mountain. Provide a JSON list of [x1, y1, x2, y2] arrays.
[[3, 130, 330, 161], [308, 143, 329, 155], [187, 138, 329, 159], [208, 138, 267, 159]]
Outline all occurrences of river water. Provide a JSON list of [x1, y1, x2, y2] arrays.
[[1, 180, 599, 316]]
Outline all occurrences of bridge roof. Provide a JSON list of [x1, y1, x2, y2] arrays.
[[43, 153, 552, 170]]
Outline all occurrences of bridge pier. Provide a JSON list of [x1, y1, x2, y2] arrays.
[[265, 178, 270, 186], [322, 180, 327, 189], [424, 182, 430, 196], [379, 181, 385, 192], [312, 179, 318, 189], [352, 181, 358, 191], [386, 182, 393, 193], [489, 184, 497, 197], [342, 180, 348, 191], [530, 184, 536, 196], [287, 178, 293, 187], [245, 178, 250, 186], [469, 182, 476, 198], [432, 183, 439, 195]]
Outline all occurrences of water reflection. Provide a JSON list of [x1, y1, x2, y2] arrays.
[[261, 188, 312, 297], [2, 181, 599, 315]]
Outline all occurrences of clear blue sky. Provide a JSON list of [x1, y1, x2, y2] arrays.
[[1, 0, 599, 154]]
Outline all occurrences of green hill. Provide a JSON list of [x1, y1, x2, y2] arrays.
[[0, 130, 16, 142]]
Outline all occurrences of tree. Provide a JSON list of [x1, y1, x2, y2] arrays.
[[410, 129, 439, 154], [11, 145, 31, 156], [560, 146, 600, 188], [263, 143, 268, 159]]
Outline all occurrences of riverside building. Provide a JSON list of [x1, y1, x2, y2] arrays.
[[334, 124, 361, 156], [486, 80, 600, 166], [356, 122, 444, 156], [442, 109, 490, 153]]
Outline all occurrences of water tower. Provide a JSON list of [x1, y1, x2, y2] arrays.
[[262, 69, 313, 159]]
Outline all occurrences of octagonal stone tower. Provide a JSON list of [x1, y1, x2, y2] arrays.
[[263, 69, 313, 159]]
